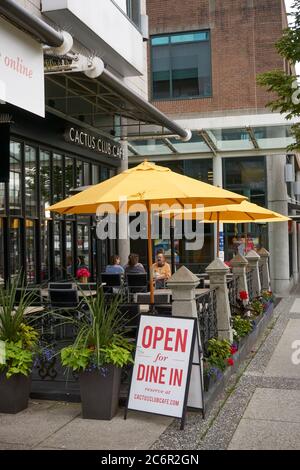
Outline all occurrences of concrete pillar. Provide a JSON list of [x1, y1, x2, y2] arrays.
[[167, 265, 199, 318], [258, 247, 271, 291], [167, 266, 203, 409], [245, 250, 261, 297], [290, 157, 298, 282], [230, 253, 249, 295], [213, 155, 224, 260], [266, 154, 290, 295], [118, 139, 130, 265], [206, 258, 233, 342]]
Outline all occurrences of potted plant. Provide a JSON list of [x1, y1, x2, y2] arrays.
[[77, 268, 91, 284], [0, 280, 39, 413], [232, 315, 253, 345], [60, 289, 134, 420]]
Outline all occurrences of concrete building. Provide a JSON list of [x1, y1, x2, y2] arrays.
[[126, 0, 300, 296], [0, 0, 191, 285]]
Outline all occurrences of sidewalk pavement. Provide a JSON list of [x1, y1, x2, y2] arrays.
[[1, 289, 300, 450]]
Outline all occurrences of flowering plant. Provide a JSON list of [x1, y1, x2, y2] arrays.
[[239, 291, 249, 301], [76, 268, 91, 279]]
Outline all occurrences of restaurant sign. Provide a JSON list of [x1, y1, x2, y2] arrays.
[[125, 315, 203, 429], [65, 127, 123, 159], [0, 17, 44, 117]]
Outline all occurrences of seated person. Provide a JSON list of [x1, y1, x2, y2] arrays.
[[124, 253, 146, 275], [152, 253, 171, 289], [105, 255, 125, 275]]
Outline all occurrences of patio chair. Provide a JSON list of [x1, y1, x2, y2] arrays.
[[153, 304, 172, 317], [118, 303, 141, 332], [126, 273, 148, 301], [15, 287, 43, 306], [48, 282, 74, 290], [135, 292, 171, 305], [100, 273, 123, 294], [48, 288, 80, 339]]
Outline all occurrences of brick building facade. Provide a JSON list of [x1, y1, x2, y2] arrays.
[[147, 0, 288, 116]]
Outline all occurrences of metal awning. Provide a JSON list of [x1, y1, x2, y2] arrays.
[[45, 71, 191, 141]]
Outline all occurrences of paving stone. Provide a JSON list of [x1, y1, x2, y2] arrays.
[[39, 410, 172, 450], [242, 387, 300, 422], [264, 319, 300, 378], [228, 418, 300, 450], [0, 400, 80, 447], [290, 298, 300, 313]]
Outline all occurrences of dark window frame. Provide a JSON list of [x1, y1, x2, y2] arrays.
[[151, 30, 212, 101]]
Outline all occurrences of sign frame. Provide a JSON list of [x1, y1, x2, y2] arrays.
[[124, 314, 204, 430]]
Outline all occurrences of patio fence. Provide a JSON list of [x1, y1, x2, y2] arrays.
[[196, 288, 218, 356]]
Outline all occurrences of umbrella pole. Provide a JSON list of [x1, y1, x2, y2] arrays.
[[147, 203, 154, 305], [217, 214, 220, 258], [244, 223, 248, 255], [170, 217, 175, 274]]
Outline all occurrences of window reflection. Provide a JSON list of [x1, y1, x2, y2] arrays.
[[9, 142, 22, 216], [25, 146, 37, 218]]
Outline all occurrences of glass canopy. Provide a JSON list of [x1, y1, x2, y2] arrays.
[[127, 125, 295, 158]]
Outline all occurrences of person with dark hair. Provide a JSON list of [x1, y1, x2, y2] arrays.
[[105, 255, 124, 274], [124, 253, 145, 274]]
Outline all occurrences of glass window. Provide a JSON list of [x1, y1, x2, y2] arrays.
[[77, 218, 90, 276], [152, 31, 212, 100], [9, 142, 22, 216], [54, 221, 63, 280], [66, 222, 74, 278], [92, 165, 100, 184], [40, 219, 49, 282], [76, 161, 84, 187], [0, 183, 5, 215], [40, 150, 51, 218], [26, 219, 36, 284], [53, 154, 63, 203], [10, 218, 21, 279], [25, 146, 38, 218], [65, 157, 74, 195]]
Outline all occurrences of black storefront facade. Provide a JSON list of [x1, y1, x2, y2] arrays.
[[0, 105, 122, 287]]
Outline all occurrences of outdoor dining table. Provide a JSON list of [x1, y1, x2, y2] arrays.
[[41, 289, 98, 298]]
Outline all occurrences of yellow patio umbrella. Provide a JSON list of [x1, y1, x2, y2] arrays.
[[48, 161, 247, 302], [161, 200, 290, 258]]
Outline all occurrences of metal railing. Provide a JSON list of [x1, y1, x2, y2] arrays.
[[246, 269, 254, 300], [259, 265, 263, 287], [227, 276, 239, 316], [196, 288, 218, 357]]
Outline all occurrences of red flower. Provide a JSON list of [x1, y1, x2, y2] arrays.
[[239, 290, 248, 301], [227, 358, 234, 366], [77, 268, 91, 278], [230, 346, 238, 355]]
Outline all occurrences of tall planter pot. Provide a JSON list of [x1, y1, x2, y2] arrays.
[[79, 365, 122, 420], [0, 373, 31, 414]]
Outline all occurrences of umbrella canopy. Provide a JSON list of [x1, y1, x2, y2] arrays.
[[48, 161, 247, 303], [161, 200, 290, 261], [161, 200, 290, 223], [48, 161, 246, 215]]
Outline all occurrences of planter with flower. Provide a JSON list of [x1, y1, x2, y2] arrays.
[[77, 268, 91, 284], [260, 290, 274, 312], [60, 289, 134, 420], [0, 280, 39, 413], [232, 315, 253, 345], [203, 338, 236, 390]]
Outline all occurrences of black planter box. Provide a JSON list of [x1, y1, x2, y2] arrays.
[[0, 373, 31, 414], [79, 365, 122, 420]]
